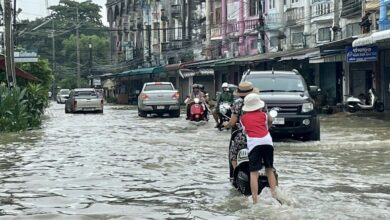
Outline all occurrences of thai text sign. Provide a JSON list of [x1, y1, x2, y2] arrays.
[[346, 46, 377, 63]]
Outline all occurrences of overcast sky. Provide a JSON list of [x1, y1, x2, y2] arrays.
[[18, 0, 108, 25]]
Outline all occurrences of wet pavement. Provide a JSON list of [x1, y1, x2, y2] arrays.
[[0, 103, 389, 219]]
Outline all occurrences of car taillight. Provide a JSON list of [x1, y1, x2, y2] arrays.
[[172, 92, 180, 100], [140, 93, 149, 100]]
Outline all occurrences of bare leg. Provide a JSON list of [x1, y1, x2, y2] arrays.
[[266, 168, 277, 197], [231, 160, 238, 170], [250, 171, 259, 204]]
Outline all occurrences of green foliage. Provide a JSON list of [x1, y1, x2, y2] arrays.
[[24, 83, 50, 127], [57, 74, 89, 90], [17, 59, 54, 89], [0, 85, 29, 132], [0, 83, 49, 132]]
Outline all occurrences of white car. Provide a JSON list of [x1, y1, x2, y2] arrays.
[[57, 89, 70, 104], [65, 88, 104, 113]]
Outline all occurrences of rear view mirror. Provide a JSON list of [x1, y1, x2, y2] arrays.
[[309, 86, 320, 93]]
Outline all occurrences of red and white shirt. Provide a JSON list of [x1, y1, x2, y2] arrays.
[[240, 111, 273, 152]]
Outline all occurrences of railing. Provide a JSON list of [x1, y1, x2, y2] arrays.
[[244, 19, 259, 32], [211, 26, 222, 38], [161, 40, 189, 52], [171, 5, 182, 17], [285, 7, 305, 26], [161, 42, 169, 52]]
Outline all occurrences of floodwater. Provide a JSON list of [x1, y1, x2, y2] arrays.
[[0, 103, 389, 219]]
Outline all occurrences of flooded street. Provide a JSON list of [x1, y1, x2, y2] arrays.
[[1, 103, 390, 219]]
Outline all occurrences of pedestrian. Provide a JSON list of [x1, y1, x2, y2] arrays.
[[240, 93, 277, 204]]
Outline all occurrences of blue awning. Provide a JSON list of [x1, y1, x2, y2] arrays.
[[113, 66, 165, 78]]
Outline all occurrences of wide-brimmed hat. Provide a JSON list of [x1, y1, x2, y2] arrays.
[[233, 81, 259, 97], [242, 93, 265, 112]]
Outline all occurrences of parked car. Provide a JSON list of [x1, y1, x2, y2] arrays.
[[57, 89, 70, 104], [65, 88, 104, 114], [242, 70, 320, 141], [138, 82, 180, 117]]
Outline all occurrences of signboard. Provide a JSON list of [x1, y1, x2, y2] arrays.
[[93, 78, 101, 86], [14, 51, 39, 63], [346, 46, 378, 63]]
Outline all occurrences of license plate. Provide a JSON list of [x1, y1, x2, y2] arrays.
[[83, 107, 94, 111], [273, 118, 285, 125], [156, 106, 165, 110]]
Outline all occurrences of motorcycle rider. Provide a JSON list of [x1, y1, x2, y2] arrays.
[[223, 82, 259, 170], [186, 84, 206, 120], [199, 84, 209, 120], [240, 93, 277, 204], [216, 82, 234, 130]]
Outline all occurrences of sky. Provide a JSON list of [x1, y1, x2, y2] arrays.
[[17, 0, 108, 25]]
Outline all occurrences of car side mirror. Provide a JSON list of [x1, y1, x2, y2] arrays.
[[309, 86, 320, 93], [64, 96, 69, 99]]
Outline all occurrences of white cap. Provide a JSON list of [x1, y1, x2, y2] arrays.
[[222, 82, 229, 88], [242, 93, 265, 112]]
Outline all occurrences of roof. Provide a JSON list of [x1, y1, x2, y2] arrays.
[[0, 58, 40, 81], [74, 88, 95, 91], [247, 70, 300, 75]]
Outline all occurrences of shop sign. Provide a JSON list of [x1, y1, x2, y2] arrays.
[[346, 46, 377, 63]]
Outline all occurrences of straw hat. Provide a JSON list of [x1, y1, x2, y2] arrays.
[[233, 81, 259, 97], [242, 93, 265, 112]]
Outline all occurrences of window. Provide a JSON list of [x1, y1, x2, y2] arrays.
[[270, 37, 279, 48], [269, 0, 276, 9], [291, 32, 303, 45], [318, 27, 331, 41], [250, 0, 259, 16], [284, 0, 287, 5], [292, 0, 299, 3], [346, 23, 361, 37], [144, 84, 174, 91], [153, 22, 159, 41], [250, 39, 258, 50]]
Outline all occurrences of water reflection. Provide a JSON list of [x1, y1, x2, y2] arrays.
[[0, 104, 389, 219]]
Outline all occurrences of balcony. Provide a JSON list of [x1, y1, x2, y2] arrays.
[[161, 10, 169, 21], [244, 19, 260, 32], [161, 40, 189, 52], [265, 13, 284, 30], [171, 5, 182, 18], [211, 26, 222, 39], [285, 7, 305, 26]]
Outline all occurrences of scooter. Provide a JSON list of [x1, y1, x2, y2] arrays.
[[190, 98, 206, 122], [229, 109, 279, 196], [346, 89, 384, 113], [217, 102, 232, 130]]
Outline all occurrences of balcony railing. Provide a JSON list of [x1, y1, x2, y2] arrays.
[[161, 40, 189, 52], [285, 7, 305, 26], [244, 19, 259, 32], [211, 26, 222, 38], [171, 5, 182, 18]]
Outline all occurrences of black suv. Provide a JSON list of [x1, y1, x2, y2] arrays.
[[242, 70, 320, 141]]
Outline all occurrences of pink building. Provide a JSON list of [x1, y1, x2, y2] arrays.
[[209, 0, 261, 58]]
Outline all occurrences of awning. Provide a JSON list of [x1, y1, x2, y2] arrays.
[[279, 48, 320, 61], [165, 63, 182, 72], [117, 66, 165, 77], [0, 59, 40, 81], [352, 29, 390, 47], [365, 0, 379, 12], [178, 68, 214, 78], [183, 58, 232, 68], [309, 53, 345, 63]]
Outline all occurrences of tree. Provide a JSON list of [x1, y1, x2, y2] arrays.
[[17, 59, 54, 89]]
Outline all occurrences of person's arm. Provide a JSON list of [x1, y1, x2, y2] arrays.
[[267, 113, 273, 128], [224, 113, 238, 128]]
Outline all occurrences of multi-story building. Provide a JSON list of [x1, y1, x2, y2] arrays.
[[107, 0, 202, 68]]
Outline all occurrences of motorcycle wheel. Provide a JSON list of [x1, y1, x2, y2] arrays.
[[348, 106, 357, 113], [236, 171, 251, 196], [375, 102, 385, 112]]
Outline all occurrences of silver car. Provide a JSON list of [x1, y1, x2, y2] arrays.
[[138, 82, 180, 117], [57, 89, 70, 104], [65, 88, 104, 114]]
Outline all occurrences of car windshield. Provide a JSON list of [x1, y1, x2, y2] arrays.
[[60, 90, 70, 95], [74, 91, 97, 98], [245, 76, 307, 92], [144, 84, 174, 91]]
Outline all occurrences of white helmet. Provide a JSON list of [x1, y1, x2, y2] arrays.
[[222, 82, 229, 88]]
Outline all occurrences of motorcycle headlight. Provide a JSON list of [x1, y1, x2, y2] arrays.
[[302, 103, 314, 113]]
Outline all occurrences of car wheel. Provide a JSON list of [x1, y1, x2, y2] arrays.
[[65, 107, 69, 113], [170, 110, 180, 118], [138, 109, 147, 117], [304, 118, 320, 141], [97, 110, 104, 114]]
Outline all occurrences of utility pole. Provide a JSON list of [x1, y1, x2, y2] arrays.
[[76, 7, 80, 87], [258, 0, 266, 54], [51, 18, 56, 96], [4, 0, 16, 87]]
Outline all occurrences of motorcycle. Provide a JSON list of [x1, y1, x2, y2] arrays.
[[190, 98, 206, 122], [218, 102, 232, 130], [346, 89, 384, 113], [229, 109, 279, 196]]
